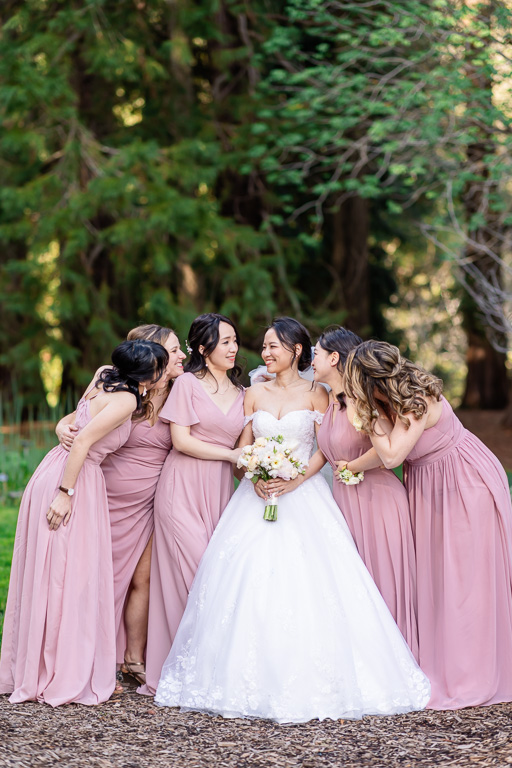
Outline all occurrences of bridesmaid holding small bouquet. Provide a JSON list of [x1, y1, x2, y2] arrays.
[[313, 327, 418, 657], [344, 340, 512, 710]]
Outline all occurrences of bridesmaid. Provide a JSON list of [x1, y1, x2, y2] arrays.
[[0, 340, 168, 706], [141, 313, 245, 695], [344, 339, 512, 710], [57, 325, 186, 685], [312, 327, 418, 658]]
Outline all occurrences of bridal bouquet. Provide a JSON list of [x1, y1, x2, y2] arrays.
[[237, 435, 306, 521]]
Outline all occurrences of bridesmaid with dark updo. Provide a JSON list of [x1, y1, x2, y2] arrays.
[[313, 327, 418, 658], [0, 340, 168, 706], [141, 313, 245, 695], [56, 325, 186, 688]]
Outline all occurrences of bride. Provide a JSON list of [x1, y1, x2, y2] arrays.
[[155, 318, 430, 723]]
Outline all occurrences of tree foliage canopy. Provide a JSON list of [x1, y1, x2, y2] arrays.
[[0, 0, 511, 406]]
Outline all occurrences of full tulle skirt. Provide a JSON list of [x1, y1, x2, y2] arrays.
[[155, 475, 430, 723], [332, 470, 418, 660]]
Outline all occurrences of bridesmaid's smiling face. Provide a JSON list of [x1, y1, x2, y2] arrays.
[[312, 342, 341, 386], [204, 321, 239, 372], [261, 328, 300, 375], [163, 333, 186, 382]]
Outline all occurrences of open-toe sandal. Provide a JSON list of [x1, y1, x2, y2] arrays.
[[121, 658, 146, 686]]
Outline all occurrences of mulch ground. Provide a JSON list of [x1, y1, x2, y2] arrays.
[[2, 678, 512, 768], [2, 408, 512, 767]]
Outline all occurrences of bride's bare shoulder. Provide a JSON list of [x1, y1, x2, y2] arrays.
[[310, 382, 329, 411], [245, 381, 269, 406]]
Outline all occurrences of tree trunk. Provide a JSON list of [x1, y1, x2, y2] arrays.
[[460, 0, 509, 409], [330, 195, 370, 336], [462, 325, 509, 409]]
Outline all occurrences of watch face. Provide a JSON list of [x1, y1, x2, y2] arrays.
[[68, 488, 75, 496]]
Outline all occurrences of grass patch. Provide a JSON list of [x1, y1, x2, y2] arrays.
[[0, 504, 18, 637]]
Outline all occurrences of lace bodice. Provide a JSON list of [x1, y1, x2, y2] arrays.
[[248, 409, 323, 465]]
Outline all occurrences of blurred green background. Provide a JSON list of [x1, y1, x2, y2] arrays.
[[2, 0, 512, 624]]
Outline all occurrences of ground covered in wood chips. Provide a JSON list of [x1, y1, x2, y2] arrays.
[[2, 409, 512, 767], [2, 679, 512, 768]]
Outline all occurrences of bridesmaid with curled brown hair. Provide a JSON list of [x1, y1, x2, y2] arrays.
[[344, 340, 512, 710], [57, 325, 186, 687]]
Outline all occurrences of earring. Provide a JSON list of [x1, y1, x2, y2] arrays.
[[142, 386, 147, 398]]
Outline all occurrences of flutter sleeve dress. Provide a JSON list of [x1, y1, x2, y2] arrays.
[[317, 402, 419, 658], [404, 397, 512, 709], [0, 395, 131, 706], [101, 416, 172, 666], [141, 372, 244, 695]]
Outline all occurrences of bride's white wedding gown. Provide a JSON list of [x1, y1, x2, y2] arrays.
[[155, 410, 430, 722]]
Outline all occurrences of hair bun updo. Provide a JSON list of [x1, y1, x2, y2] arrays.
[[268, 317, 312, 371]]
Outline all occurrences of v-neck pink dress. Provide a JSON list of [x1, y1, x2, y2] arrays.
[[317, 403, 418, 659], [101, 416, 172, 666], [141, 372, 245, 695], [404, 397, 512, 710], [0, 395, 131, 706]]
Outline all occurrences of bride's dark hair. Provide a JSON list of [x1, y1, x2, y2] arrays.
[[317, 326, 362, 410], [268, 317, 312, 372], [95, 340, 169, 412], [185, 313, 243, 390]]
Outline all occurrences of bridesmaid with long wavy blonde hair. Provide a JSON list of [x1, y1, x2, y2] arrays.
[[344, 340, 512, 711]]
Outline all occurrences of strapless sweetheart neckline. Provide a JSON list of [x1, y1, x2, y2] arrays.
[[251, 408, 320, 421]]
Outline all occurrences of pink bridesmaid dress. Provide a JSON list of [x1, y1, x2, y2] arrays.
[[141, 372, 244, 695], [404, 397, 512, 709], [317, 402, 419, 658], [101, 417, 171, 666], [0, 395, 131, 706]]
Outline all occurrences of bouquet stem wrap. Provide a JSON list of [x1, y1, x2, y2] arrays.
[[239, 435, 306, 523], [263, 493, 278, 522]]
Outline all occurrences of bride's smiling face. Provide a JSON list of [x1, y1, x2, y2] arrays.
[[261, 328, 299, 374]]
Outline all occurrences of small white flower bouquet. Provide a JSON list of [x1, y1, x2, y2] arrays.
[[237, 435, 306, 521], [337, 466, 365, 486]]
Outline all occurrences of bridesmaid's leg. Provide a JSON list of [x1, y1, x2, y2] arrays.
[[123, 536, 152, 678]]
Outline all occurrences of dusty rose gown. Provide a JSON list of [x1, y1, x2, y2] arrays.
[[404, 397, 512, 710], [317, 402, 419, 658], [141, 372, 245, 695], [0, 395, 131, 706], [101, 417, 171, 666]]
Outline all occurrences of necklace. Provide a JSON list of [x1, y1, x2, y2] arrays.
[[276, 377, 302, 390], [205, 376, 231, 395], [208, 382, 231, 395]]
